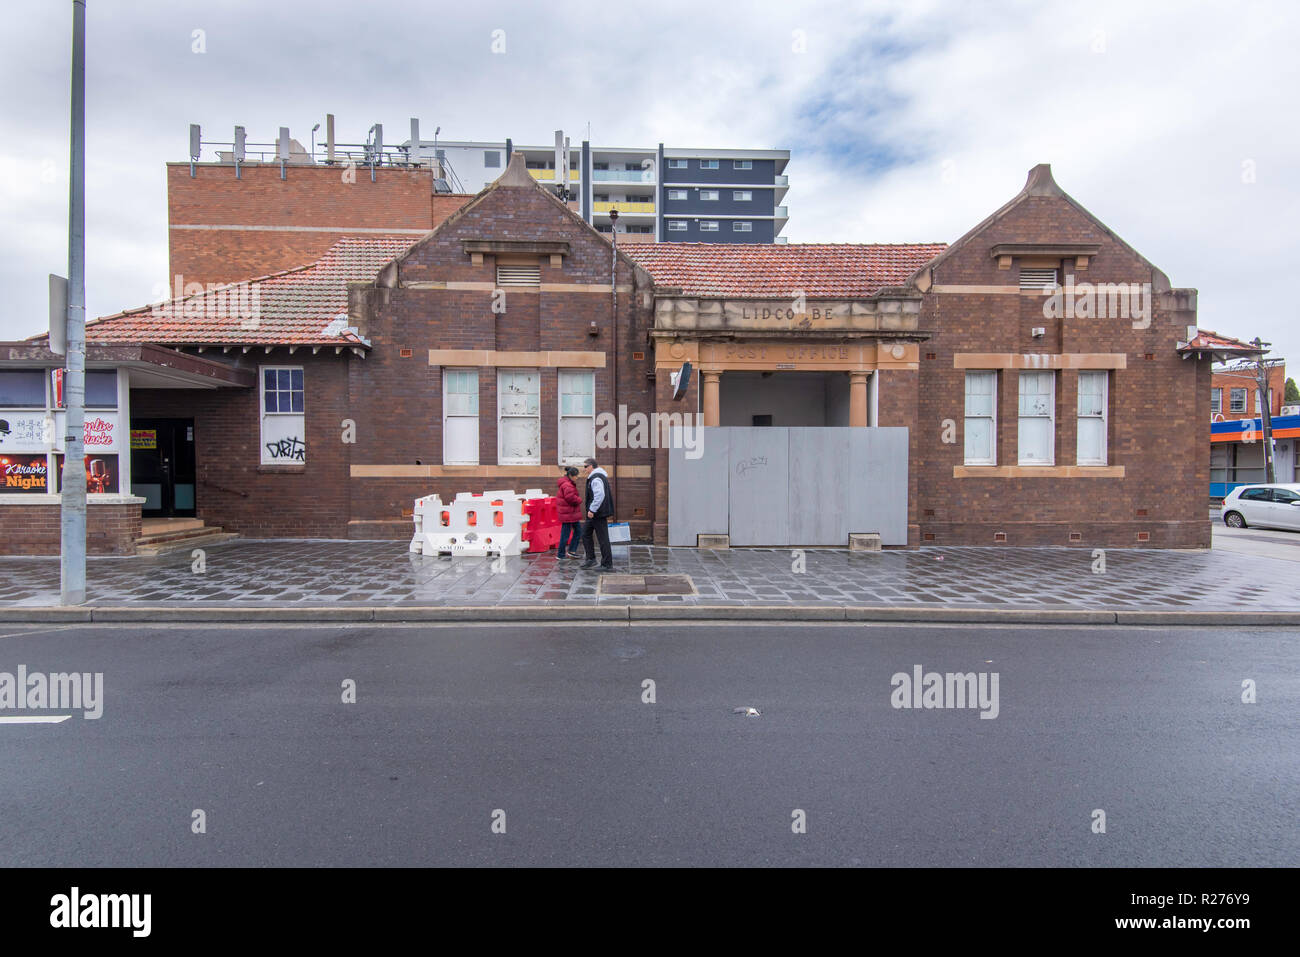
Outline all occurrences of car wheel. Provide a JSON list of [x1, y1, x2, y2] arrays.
[[1224, 511, 1247, 528]]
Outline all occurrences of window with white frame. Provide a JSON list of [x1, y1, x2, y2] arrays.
[[1018, 371, 1055, 465], [1076, 371, 1108, 465], [733, 190, 752, 201], [667, 220, 687, 232], [700, 189, 719, 201], [700, 221, 719, 232], [667, 189, 688, 200], [559, 370, 595, 464], [498, 369, 540, 465], [443, 369, 479, 465], [964, 371, 997, 465], [1210, 388, 1222, 415], [732, 221, 752, 232], [733, 160, 752, 169], [260, 366, 305, 464], [1229, 388, 1247, 413], [700, 160, 719, 169], [667, 158, 687, 169]]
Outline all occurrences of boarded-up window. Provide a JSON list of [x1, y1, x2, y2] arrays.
[[443, 369, 478, 465], [498, 369, 540, 465], [559, 370, 595, 464], [964, 371, 996, 465]]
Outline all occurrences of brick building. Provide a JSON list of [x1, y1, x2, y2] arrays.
[[0, 156, 1213, 553]]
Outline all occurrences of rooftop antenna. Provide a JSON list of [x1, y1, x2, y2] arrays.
[[409, 117, 419, 166], [326, 113, 335, 165], [188, 123, 201, 177], [233, 125, 245, 179], [368, 123, 382, 181], [278, 126, 289, 179]]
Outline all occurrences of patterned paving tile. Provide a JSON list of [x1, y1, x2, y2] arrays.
[[0, 540, 1296, 609]]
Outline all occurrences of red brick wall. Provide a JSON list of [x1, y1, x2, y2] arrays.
[[0, 502, 141, 556], [131, 351, 353, 539], [166, 163, 471, 287], [1211, 364, 1287, 420], [913, 192, 1209, 547], [346, 185, 657, 541]]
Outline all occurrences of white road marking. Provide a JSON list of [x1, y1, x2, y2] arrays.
[[0, 715, 72, 724]]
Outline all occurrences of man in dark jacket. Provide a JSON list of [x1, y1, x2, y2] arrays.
[[579, 456, 614, 570]]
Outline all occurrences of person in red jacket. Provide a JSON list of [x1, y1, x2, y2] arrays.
[[555, 466, 584, 558]]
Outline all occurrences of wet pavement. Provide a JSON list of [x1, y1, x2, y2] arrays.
[[0, 538, 1296, 609]]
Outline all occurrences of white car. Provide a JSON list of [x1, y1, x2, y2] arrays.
[[1221, 483, 1300, 531]]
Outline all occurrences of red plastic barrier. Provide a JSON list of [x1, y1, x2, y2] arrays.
[[522, 496, 561, 553]]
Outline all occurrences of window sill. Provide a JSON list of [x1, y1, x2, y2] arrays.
[[953, 465, 1124, 478], [257, 464, 306, 474]]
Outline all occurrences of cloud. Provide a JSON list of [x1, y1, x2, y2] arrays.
[[1, 0, 1297, 364]]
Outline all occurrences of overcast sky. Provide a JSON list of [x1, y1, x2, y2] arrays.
[[3, 0, 1297, 370]]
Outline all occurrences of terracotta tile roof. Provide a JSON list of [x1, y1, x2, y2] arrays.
[[74, 237, 418, 347], [1180, 329, 1262, 353], [621, 242, 948, 298]]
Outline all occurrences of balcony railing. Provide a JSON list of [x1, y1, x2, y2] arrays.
[[593, 169, 656, 183], [593, 201, 655, 214], [528, 169, 580, 182]]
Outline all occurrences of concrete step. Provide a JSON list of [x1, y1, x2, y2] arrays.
[[135, 524, 225, 547], [135, 530, 239, 557]]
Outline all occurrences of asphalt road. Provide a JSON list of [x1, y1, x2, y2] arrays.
[[0, 621, 1295, 867]]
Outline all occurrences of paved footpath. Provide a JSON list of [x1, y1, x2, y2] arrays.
[[0, 535, 1296, 616]]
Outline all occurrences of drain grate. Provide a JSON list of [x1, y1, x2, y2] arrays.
[[598, 573, 696, 596]]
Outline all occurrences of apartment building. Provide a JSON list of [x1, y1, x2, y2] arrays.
[[412, 136, 790, 243]]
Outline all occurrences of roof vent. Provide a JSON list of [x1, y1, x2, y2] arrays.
[[496, 264, 540, 287]]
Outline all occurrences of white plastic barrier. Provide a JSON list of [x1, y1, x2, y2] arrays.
[[412, 488, 546, 557], [409, 494, 446, 553]]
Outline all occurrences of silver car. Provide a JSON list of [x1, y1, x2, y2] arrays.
[[1221, 483, 1300, 531]]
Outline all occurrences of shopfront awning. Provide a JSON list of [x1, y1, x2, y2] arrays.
[[0, 342, 256, 389]]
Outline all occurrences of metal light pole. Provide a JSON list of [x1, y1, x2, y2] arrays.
[[61, 0, 88, 605], [1251, 337, 1276, 484]]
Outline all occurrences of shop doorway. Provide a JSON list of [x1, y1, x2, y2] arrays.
[[130, 418, 196, 517]]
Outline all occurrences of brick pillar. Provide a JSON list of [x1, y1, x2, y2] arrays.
[[876, 367, 921, 547]]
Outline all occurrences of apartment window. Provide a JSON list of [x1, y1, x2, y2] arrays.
[[1019, 267, 1058, 290], [667, 220, 687, 232], [733, 160, 752, 169], [559, 370, 595, 464], [667, 189, 688, 200], [593, 162, 609, 171], [700, 190, 719, 201], [1076, 371, 1108, 465], [1018, 371, 1055, 465], [700, 221, 719, 232], [1229, 388, 1247, 413], [732, 221, 752, 232], [964, 371, 997, 465], [1255, 388, 1274, 413], [443, 369, 479, 465], [498, 369, 540, 465], [483, 151, 501, 168], [496, 264, 540, 287], [733, 190, 753, 201], [594, 193, 610, 202], [1210, 388, 1222, 415], [667, 159, 687, 169], [699, 160, 719, 169], [260, 366, 305, 464]]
